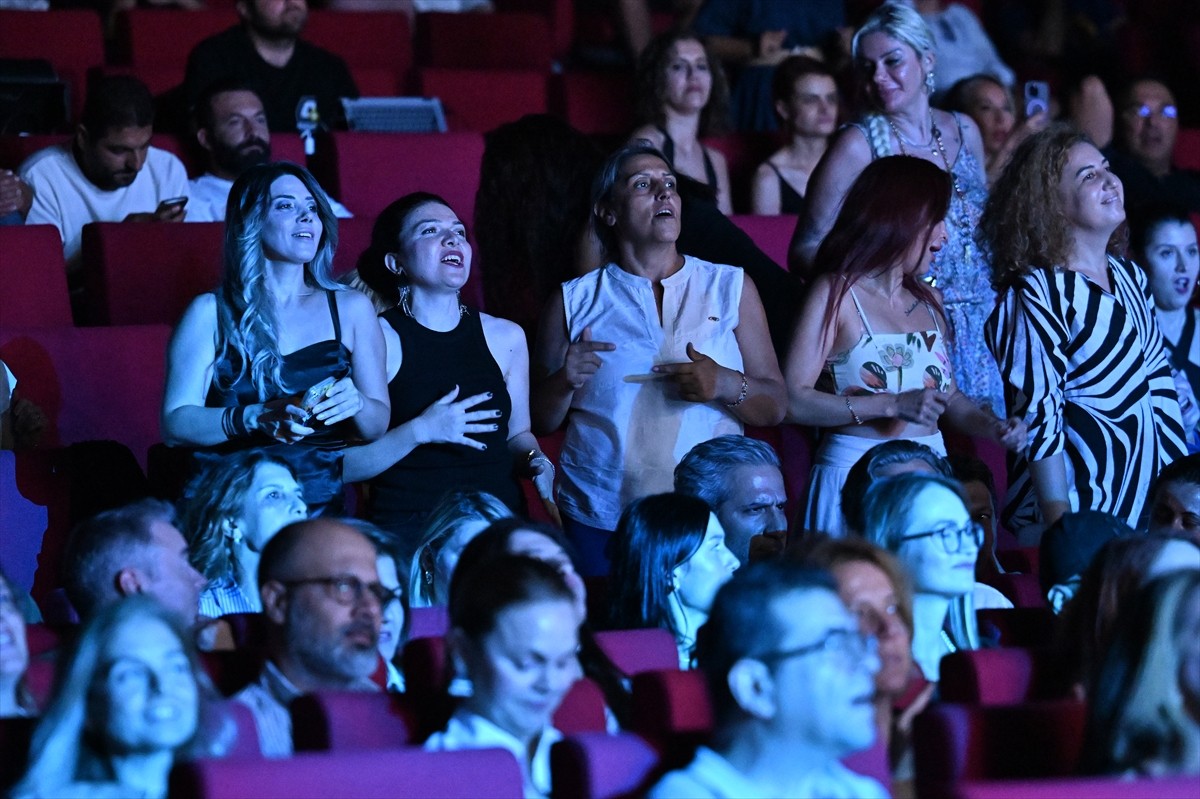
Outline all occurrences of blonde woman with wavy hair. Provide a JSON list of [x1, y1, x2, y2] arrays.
[[163, 162, 389, 513], [982, 125, 1186, 539], [1082, 569, 1200, 776]]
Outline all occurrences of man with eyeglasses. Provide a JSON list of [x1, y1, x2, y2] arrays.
[[1108, 77, 1200, 214], [234, 517, 397, 757], [650, 560, 888, 798]]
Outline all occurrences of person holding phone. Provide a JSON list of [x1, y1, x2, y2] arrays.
[[790, 2, 1004, 415], [945, 74, 1050, 184], [162, 162, 389, 514]]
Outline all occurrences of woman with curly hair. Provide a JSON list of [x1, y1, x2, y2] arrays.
[[982, 125, 1186, 536], [177, 450, 307, 616], [630, 30, 733, 214], [11, 597, 232, 799], [162, 162, 390, 512], [1081, 569, 1200, 776]]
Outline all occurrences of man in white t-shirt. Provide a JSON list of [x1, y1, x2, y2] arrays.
[[651, 560, 890, 799], [187, 78, 351, 223], [19, 75, 189, 276]]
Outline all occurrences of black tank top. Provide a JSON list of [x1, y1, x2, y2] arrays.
[[368, 308, 521, 518], [768, 162, 805, 215], [657, 125, 720, 193]]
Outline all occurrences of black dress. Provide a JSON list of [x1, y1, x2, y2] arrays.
[[367, 309, 522, 550]]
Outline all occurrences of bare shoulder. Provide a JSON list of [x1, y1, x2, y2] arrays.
[[480, 312, 527, 350], [828, 124, 873, 162], [334, 286, 378, 320], [705, 145, 728, 169], [177, 292, 218, 333]]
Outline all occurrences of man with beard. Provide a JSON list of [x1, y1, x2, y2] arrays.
[[186, 79, 353, 222], [19, 75, 189, 276], [235, 518, 390, 757], [183, 0, 358, 133]]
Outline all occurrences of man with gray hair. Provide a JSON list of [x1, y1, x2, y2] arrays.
[[236, 517, 392, 757], [675, 435, 787, 563], [61, 497, 206, 626]]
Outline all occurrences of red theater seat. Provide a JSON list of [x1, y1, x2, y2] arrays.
[[416, 12, 553, 71], [170, 746, 524, 798], [729, 214, 798, 270], [939, 647, 1070, 706], [551, 71, 634, 138], [0, 325, 171, 470], [419, 68, 548, 133], [114, 8, 237, 95], [1174, 127, 1200, 172], [290, 690, 418, 752], [630, 668, 713, 744], [551, 732, 661, 799], [593, 628, 679, 676], [306, 10, 413, 95], [0, 10, 105, 123], [407, 605, 449, 640], [0, 225, 72, 328], [913, 700, 1087, 797], [79, 222, 224, 326]]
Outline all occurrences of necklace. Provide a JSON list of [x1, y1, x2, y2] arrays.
[[889, 109, 974, 264], [904, 297, 921, 315], [885, 115, 935, 151]]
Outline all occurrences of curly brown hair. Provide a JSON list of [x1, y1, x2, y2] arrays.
[[634, 30, 730, 137], [980, 124, 1126, 291]]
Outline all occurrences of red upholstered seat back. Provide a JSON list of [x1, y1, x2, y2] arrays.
[[304, 10, 412, 95], [407, 605, 450, 640], [551, 71, 634, 138], [550, 732, 662, 799], [416, 12, 553, 70], [729, 214, 799, 271], [170, 746, 524, 798], [80, 222, 224, 326], [0, 325, 171, 470], [593, 628, 680, 677], [0, 225, 72, 328], [630, 668, 714, 742], [418, 68, 548, 133], [290, 690, 417, 752], [913, 700, 1088, 796], [939, 647, 1070, 706], [0, 10, 104, 122]]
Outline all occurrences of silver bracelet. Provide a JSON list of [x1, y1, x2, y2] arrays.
[[845, 396, 864, 425], [726, 372, 749, 407]]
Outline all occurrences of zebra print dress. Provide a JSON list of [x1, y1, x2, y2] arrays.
[[985, 256, 1187, 532]]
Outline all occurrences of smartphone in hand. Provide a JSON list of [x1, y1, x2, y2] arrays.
[[299, 376, 337, 421], [1023, 81, 1050, 118]]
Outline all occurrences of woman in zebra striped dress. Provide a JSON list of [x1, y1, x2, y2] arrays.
[[983, 126, 1187, 538]]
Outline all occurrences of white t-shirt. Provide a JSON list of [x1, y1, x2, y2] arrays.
[[424, 710, 561, 799], [650, 746, 890, 799], [20, 144, 189, 271], [187, 173, 353, 223]]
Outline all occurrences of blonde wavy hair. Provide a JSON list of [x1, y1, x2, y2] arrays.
[[980, 124, 1126, 292], [216, 162, 342, 400]]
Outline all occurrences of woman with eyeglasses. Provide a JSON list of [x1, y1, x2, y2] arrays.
[[861, 472, 982, 681]]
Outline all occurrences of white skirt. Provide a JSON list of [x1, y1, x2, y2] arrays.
[[801, 432, 947, 538]]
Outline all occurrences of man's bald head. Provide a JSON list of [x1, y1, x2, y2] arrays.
[[258, 518, 376, 590]]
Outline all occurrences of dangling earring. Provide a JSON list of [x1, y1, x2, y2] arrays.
[[423, 570, 433, 585], [925, 70, 936, 94], [400, 284, 413, 318], [226, 523, 243, 544]]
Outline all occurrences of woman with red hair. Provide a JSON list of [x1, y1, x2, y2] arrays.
[[784, 156, 1025, 536]]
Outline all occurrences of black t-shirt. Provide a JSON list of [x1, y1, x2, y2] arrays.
[[1106, 145, 1200, 214], [184, 26, 359, 132]]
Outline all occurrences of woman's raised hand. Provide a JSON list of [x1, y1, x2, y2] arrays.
[[993, 416, 1028, 452], [252, 397, 315, 444], [563, 326, 616, 389], [311, 377, 364, 426], [411, 386, 499, 450], [894, 388, 949, 427]]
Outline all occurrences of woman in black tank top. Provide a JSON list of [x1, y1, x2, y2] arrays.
[[162, 163, 390, 512], [343, 193, 555, 565]]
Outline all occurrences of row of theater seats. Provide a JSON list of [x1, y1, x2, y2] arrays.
[[0, 5, 637, 136], [8, 612, 1196, 799]]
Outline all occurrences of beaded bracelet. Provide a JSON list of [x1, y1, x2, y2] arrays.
[[726, 372, 749, 408], [845, 396, 864, 426]]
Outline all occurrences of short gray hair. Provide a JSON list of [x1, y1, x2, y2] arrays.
[[674, 435, 782, 508]]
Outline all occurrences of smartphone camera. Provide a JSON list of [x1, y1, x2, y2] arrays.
[[1023, 81, 1050, 118]]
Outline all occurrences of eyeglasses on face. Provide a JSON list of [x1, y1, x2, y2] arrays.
[[900, 521, 985, 554], [282, 575, 401, 608], [755, 627, 878, 666], [1126, 103, 1178, 120]]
